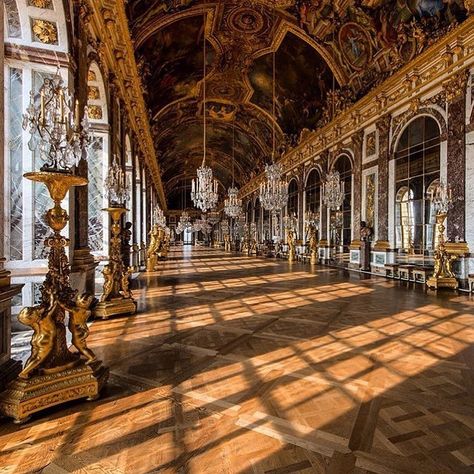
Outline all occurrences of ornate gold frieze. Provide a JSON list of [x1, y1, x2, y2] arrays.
[[31, 19, 58, 44]]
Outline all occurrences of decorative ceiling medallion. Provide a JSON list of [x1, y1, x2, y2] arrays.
[[31, 18, 58, 44], [338, 22, 372, 71], [28, 0, 53, 9], [229, 8, 265, 34]]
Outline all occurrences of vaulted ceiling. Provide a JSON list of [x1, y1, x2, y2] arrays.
[[126, 0, 467, 209]]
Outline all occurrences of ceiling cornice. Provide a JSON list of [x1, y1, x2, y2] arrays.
[[79, 0, 167, 210]]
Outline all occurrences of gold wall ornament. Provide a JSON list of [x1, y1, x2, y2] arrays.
[[31, 19, 58, 44], [28, 0, 53, 8], [0, 172, 108, 424], [88, 86, 100, 100], [94, 207, 137, 319], [426, 212, 459, 290], [88, 105, 103, 120], [465, 0, 474, 14]]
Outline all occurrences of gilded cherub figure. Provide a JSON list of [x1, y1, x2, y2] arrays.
[[18, 299, 58, 379], [101, 265, 114, 302], [61, 293, 97, 364], [121, 268, 132, 299]]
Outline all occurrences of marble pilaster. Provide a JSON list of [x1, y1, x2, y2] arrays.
[[351, 131, 364, 243], [445, 71, 469, 243], [0, 4, 23, 391], [70, 5, 97, 296], [374, 114, 391, 250]]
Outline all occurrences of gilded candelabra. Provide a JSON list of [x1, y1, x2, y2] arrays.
[[307, 224, 318, 265], [95, 207, 137, 319], [0, 172, 108, 423], [426, 212, 458, 290], [426, 182, 460, 290]]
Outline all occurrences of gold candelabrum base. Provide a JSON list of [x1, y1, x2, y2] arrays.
[[94, 207, 137, 319], [0, 172, 109, 424], [426, 212, 459, 290], [287, 229, 296, 263]]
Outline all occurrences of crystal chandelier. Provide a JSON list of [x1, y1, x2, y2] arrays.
[[259, 35, 288, 214], [22, 68, 91, 173], [105, 155, 130, 206], [176, 211, 192, 234], [153, 206, 167, 228], [191, 24, 218, 213], [225, 119, 242, 218], [194, 215, 212, 235], [283, 215, 298, 231], [305, 210, 319, 228], [322, 170, 345, 211], [207, 210, 221, 226], [430, 181, 454, 214], [221, 220, 230, 236], [260, 162, 288, 213]]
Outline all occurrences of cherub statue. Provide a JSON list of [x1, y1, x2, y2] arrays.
[[18, 299, 58, 379], [61, 293, 96, 364], [121, 268, 132, 299], [101, 265, 114, 302]]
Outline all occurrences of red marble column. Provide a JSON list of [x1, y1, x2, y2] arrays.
[[374, 114, 391, 249], [351, 130, 364, 243], [445, 71, 469, 242]]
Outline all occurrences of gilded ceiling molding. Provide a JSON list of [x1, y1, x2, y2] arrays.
[[239, 15, 474, 200], [77, 0, 167, 209]]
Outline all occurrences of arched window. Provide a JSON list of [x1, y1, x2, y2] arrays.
[[287, 179, 299, 217], [124, 136, 134, 225], [246, 201, 252, 224], [254, 198, 261, 240], [305, 169, 321, 213], [135, 157, 142, 245], [333, 154, 352, 248], [4, 0, 70, 268], [87, 63, 109, 256], [394, 116, 440, 254]]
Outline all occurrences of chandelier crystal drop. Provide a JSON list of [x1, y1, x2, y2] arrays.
[[322, 170, 345, 211], [224, 187, 242, 218], [23, 68, 91, 173], [153, 206, 167, 228], [260, 162, 289, 213], [105, 155, 130, 206], [193, 215, 212, 235], [207, 210, 221, 226]]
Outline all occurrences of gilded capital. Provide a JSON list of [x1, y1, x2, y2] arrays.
[[443, 70, 469, 103]]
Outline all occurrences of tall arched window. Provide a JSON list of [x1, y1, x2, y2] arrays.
[[305, 169, 321, 213], [333, 154, 352, 249], [124, 136, 134, 225], [254, 198, 261, 241], [135, 157, 142, 245], [4, 0, 70, 268], [87, 63, 109, 256], [288, 179, 299, 217], [246, 201, 252, 224], [394, 116, 440, 254]]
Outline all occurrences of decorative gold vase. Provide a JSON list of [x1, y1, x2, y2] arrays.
[[94, 207, 137, 319], [0, 172, 108, 424], [426, 212, 458, 290]]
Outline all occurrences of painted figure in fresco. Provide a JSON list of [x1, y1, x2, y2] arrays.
[[18, 299, 58, 379], [62, 293, 97, 364]]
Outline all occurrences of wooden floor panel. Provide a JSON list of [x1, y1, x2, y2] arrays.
[[1, 247, 474, 473]]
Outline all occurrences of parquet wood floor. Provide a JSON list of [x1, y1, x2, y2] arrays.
[[1, 247, 474, 473]]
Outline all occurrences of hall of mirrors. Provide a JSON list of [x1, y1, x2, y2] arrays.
[[1, 1, 474, 473]]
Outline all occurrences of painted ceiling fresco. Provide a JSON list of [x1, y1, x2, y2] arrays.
[[126, 0, 468, 209]]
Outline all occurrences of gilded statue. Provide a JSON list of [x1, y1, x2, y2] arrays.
[[432, 246, 457, 280], [18, 299, 58, 379], [121, 269, 132, 299], [61, 294, 96, 364], [101, 265, 114, 302], [287, 228, 296, 262]]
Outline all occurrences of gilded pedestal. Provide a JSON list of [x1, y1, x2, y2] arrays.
[[0, 172, 108, 423], [94, 207, 137, 319]]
